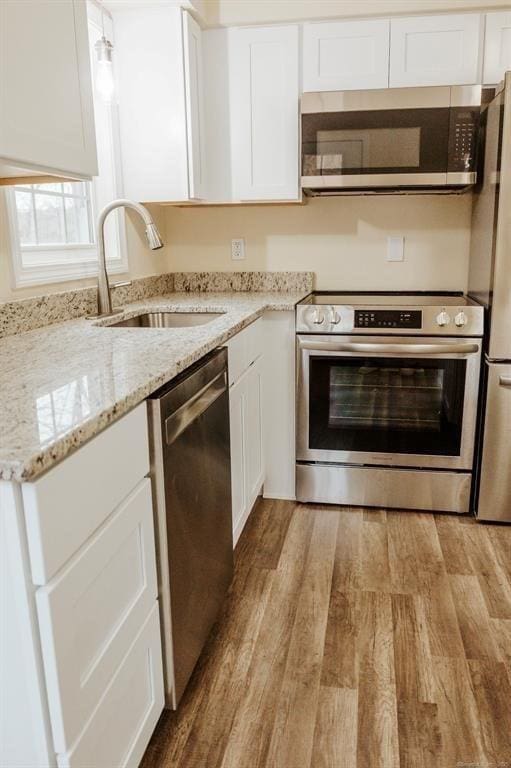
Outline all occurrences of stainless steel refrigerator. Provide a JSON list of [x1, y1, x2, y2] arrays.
[[469, 71, 511, 522]]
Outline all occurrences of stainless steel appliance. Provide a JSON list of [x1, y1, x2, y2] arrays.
[[148, 348, 233, 708], [469, 72, 511, 523], [296, 293, 484, 513], [301, 85, 481, 195]]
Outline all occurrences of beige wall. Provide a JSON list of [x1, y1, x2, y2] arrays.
[[1, 193, 474, 299], [0, 194, 169, 301], [204, 0, 511, 27], [165, 195, 473, 292]]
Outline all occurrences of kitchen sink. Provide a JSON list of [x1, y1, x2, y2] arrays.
[[107, 311, 224, 328]]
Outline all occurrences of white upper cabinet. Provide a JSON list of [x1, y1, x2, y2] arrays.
[[231, 25, 300, 201], [0, 0, 97, 182], [114, 6, 205, 202], [483, 12, 511, 85], [303, 19, 390, 92], [183, 11, 206, 199], [389, 14, 483, 87]]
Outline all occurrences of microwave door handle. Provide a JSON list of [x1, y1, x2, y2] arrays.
[[298, 340, 480, 355]]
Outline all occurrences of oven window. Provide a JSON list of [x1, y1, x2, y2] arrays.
[[309, 356, 467, 456], [302, 107, 449, 176]]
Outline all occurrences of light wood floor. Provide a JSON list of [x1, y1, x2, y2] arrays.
[[141, 500, 511, 768]]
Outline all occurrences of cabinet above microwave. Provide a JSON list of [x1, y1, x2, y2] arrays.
[[301, 85, 481, 196]]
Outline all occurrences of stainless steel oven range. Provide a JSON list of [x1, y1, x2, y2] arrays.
[[296, 293, 484, 513]]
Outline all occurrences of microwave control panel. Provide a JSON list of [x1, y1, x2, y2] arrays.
[[449, 107, 479, 172], [355, 310, 422, 329]]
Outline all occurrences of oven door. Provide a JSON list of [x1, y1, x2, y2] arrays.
[[297, 335, 482, 470]]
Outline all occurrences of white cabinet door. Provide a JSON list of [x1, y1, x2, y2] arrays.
[[245, 356, 264, 510], [390, 14, 483, 87], [231, 25, 300, 201], [36, 479, 158, 752], [303, 19, 390, 92], [183, 11, 206, 199], [229, 374, 247, 543], [114, 6, 201, 202], [483, 12, 511, 85], [57, 604, 164, 768], [0, 0, 97, 180], [229, 356, 265, 546]]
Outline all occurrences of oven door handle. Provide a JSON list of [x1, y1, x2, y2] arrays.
[[298, 340, 480, 356]]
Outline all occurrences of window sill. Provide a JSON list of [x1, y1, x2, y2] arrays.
[[14, 259, 129, 289]]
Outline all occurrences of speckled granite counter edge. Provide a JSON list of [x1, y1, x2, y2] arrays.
[[0, 291, 308, 483]]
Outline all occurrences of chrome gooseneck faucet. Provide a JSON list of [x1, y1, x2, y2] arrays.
[[93, 199, 164, 318]]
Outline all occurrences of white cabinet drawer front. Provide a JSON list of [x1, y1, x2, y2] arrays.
[[303, 19, 390, 91], [37, 479, 158, 752], [483, 12, 511, 85], [227, 318, 263, 386], [390, 14, 482, 87], [57, 604, 164, 768], [23, 403, 149, 585]]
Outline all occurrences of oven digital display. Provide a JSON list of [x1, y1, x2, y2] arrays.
[[355, 309, 422, 329]]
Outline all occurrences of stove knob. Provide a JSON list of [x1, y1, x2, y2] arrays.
[[454, 311, 468, 328], [329, 308, 341, 325], [436, 311, 451, 327], [312, 309, 325, 325]]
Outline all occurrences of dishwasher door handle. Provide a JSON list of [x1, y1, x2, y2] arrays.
[[165, 370, 227, 445]]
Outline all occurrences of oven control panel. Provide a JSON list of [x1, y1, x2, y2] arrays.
[[355, 309, 422, 329]]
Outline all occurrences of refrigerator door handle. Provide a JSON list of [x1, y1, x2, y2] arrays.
[[499, 376, 511, 387]]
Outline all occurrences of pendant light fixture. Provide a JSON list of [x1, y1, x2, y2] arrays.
[[95, 8, 114, 103]]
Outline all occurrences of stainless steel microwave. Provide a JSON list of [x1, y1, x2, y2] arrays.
[[301, 85, 482, 195]]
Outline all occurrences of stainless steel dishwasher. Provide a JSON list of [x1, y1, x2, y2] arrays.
[[147, 347, 233, 709]]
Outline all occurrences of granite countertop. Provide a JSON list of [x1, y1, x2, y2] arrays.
[[0, 291, 306, 483]]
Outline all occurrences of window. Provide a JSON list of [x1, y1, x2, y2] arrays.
[[6, 5, 127, 287]]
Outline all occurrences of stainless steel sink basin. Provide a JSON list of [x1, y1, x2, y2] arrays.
[[108, 311, 224, 328]]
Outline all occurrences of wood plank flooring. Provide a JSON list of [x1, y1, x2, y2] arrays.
[[141, 500, 511, 768]]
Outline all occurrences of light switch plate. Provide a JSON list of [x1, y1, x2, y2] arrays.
[[387, 236, 404, 262], [231, 238, 246, 260]]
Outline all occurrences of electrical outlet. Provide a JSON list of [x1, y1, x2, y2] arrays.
[[231, 238, 246, 261], [387, 236, 404, 262]]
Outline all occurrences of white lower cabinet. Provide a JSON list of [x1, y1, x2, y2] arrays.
[[57, 605, 163, 768], [245, 357, 264, 506], [229, 375, 247, 538], [1, 405, 164, 768], [227, 320, 265, 544], [36, 479, 159, 753], [229, 358, 265, 545]]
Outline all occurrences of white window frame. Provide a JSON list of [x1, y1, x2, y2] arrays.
[[5, 3, 128, 289]]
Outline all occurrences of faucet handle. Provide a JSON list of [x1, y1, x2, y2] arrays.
[[110, 280, 132, 289]]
